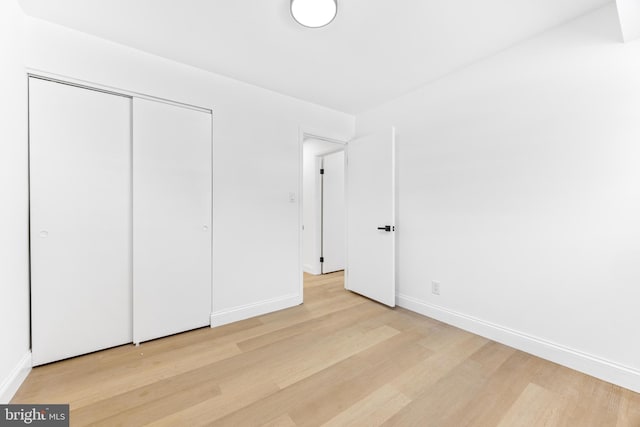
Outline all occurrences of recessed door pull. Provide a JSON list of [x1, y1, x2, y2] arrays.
[[377, 225, 393, 232]]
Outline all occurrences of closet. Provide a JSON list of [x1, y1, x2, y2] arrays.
[[29, 77, 212, 366]]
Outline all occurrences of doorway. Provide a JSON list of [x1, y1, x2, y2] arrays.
[[298, 128, 396, 307], [302, 136, 346, 278]]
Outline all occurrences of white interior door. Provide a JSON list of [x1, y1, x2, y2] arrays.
[[133, 98, 212, 344], [321, 150, 345, 273], [29, 78, 133, 365], [346, 128, 396, 307]]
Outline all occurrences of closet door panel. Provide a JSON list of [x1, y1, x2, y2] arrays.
[[133, 99, 212, 344], [29, 78, 132, 366]]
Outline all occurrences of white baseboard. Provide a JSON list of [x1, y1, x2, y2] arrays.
[[0, 351, 32, 404], [210, 293, 302, 327], [397, 293, 640, 393], [303, 264, 320, 275]]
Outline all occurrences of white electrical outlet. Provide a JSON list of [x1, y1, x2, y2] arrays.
[[431, 281, 441, 296]]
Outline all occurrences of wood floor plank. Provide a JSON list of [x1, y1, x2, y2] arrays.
[[262, 414, 298, 427], [320, 385, 411, 427], [79, 378, 221, 427], [381, 338, 516, 426], [236, 300, 385, 353], [496, 382, 570, 427], [146, 381, 281, 427], [391, 333, 489, 399], [448, 350, 548, 427], [617, 389, 640, 427], [275, 324, 400, 388], [214, 330, 432, 427], [11, 271, 639, 426], [287, 331, 433, 426], [14, 341, 242, 409]]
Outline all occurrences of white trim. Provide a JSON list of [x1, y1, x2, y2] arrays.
[[298, 127, 305, 303], [210, 109, 215, 326], [0, 352, 32, 404], [26, 68, 212, 114], [397, 293, 640, 393], [316, 156, 324, 275], [302, 132, 347, 146], [343, 146, 349, 291], [303, 264, 321, 275], [210, 293, 301, 327]]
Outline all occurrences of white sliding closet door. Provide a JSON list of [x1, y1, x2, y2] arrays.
[[30, 78, 132, 366], [133, 98, 212, 344]]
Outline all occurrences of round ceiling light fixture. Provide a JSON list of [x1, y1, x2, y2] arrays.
[[291, 0, 337, 28]]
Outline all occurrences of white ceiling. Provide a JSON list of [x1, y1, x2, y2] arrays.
[[19, 0, 610, 114]]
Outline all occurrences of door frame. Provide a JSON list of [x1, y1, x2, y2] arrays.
[[297, 127, 347, 302]]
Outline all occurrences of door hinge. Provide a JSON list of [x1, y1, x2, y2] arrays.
[[320, 257, 324, 263], [320, 168, 324, 175]]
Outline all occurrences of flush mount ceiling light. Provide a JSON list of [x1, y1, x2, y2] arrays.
[[291, 0, 337, 28]]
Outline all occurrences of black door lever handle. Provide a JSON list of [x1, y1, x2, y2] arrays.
[[377, 225, 393, 232]]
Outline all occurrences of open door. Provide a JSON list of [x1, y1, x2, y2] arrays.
[[321, 150, 345, 274], [345, 128, 396, 307]]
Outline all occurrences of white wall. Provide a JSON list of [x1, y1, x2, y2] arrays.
[[24, 18, 354, 327], [356, 4, 640, 392], [302, 139, 344, 274], [0, 0, 31, 403], [616, 0, 640, 42]]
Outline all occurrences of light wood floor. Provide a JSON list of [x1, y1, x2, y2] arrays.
[[13, 272, 640, 426]]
